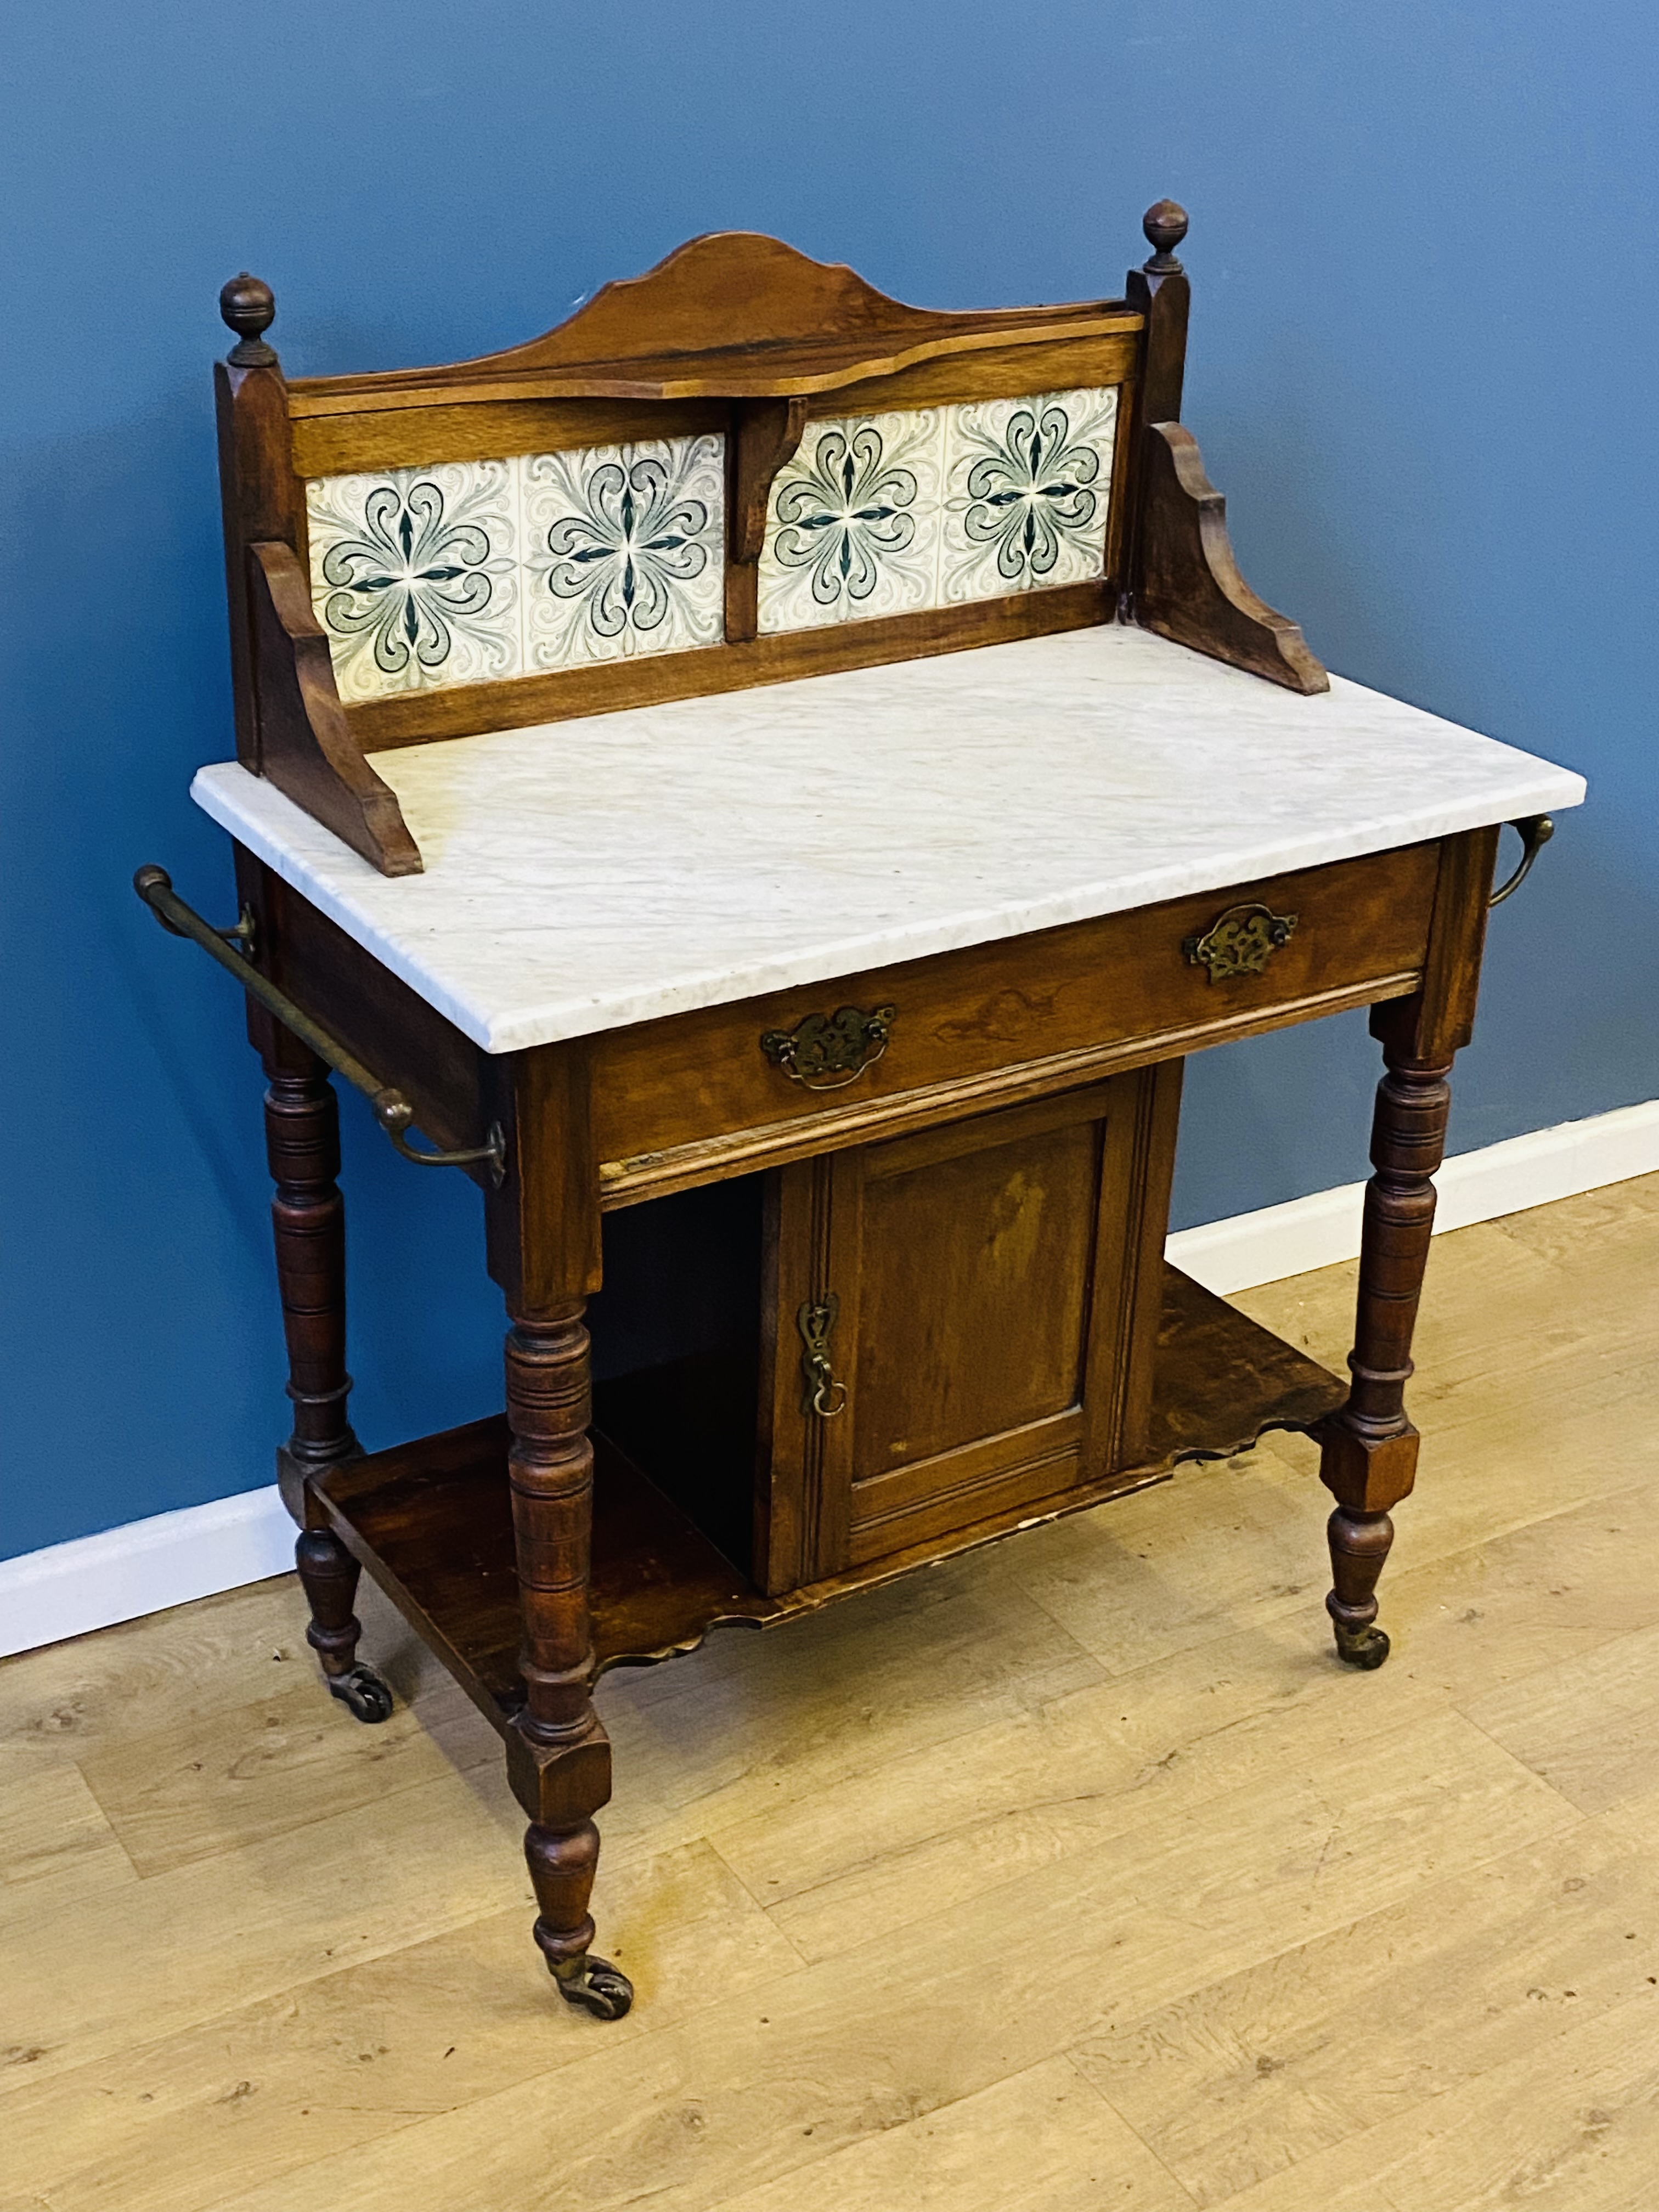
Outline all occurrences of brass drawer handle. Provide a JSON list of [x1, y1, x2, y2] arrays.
[[1182, 902, 1298, 983], [798, 1295, 847, 1418], [760, 1003, 896, 1090]]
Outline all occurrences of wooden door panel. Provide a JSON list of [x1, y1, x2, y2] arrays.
[[759, 1064, 1182, 1585], [852, 1115, 1097, 1472]]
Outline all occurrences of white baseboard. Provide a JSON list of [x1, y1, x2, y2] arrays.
[[3, 1097, 1655, 1663], [1167, 1096, 1659, 1296], [0, 1484, 292, 1660]]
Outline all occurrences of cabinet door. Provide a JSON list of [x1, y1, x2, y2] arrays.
[[756, 1063, 1181, 1592]]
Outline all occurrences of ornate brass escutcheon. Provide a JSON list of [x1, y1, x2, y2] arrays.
[[797, 1295, 847, 1418], [1182, 902, 1298, 983], [760, 1003, 896, 1090]]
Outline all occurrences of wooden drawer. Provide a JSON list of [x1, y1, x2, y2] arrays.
[[591, 839, 1441, 1199]]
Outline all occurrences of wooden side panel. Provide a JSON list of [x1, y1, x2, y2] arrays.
[[756, 1154, 857, 1593], [235, 856, 487, 1154], [1081, 1057, 1184, 1475], [1136, 424, 1328, 693], [216, 356, 300, 770]]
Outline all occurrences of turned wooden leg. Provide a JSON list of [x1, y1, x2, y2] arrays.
[[263, 1041, 391, 1724], [1318, 1045, 1452, 1667], [504, 1305, 631, 2020]]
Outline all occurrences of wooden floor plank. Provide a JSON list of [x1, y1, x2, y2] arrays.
[[1071, 1816, 1659, 2207], [0, 1841, 804, 2212], [759, 1706, 1573, 1967], [715, 2056, 1198, 2212], [1463, 1618, 1659, 1817], [199, 1712, 1574, 2212], [0, 1765, 525, 2097], [0, 1173, 1654, 2209], [75, 1674, 498, 1878], [1211, 1980, 1659, 2211], [0, 1749, 136, 1909]]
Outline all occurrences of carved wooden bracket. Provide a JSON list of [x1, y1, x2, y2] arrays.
[[1135, 423, 1328, 695], [248, 542, 423, 875], [724, 397, 808, 643]]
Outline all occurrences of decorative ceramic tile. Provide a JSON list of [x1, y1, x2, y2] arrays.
[[939, 385, 1118, 607], [757, 408, 945, 634], [306, 461, 521, 703], [521, 435, 725, 669]]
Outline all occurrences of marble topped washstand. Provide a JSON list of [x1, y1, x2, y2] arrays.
[[137, 213, 1585, 2025]]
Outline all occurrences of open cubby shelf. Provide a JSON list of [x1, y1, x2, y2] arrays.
[[315, 1265, 1345, 1736]]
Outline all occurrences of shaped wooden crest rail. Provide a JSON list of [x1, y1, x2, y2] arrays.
[[215, 205, 1327, 878]]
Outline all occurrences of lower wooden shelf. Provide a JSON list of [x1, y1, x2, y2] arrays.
[[315, 1265, 1346, 1734]]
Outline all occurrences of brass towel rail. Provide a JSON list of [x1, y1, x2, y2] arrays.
[[133, 866, 505, 1184]]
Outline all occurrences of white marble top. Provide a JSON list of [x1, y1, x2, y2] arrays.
[[191, 624, 1585, 1054]]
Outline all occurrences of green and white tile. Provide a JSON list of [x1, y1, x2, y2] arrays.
[[757, 408, 946, 634], [521, 433, 725, 669], [939, 385, 1117, 607], [305, 459, 521, 703]]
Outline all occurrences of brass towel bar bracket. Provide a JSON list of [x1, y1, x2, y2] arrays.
[[1489, 815, 1555, 907], [133, 866, 506, 1186]]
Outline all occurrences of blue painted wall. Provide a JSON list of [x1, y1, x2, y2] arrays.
[[3, 1, 1654, 1560]]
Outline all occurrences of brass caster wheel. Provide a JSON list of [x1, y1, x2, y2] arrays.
[[327, 1664, 394, 1723], [1334, 1622, 1391, 1671], [553, 1955, 634, 2021]]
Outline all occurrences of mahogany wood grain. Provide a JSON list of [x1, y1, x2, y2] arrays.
[[281, 232, 1142, 416], [1317, 827, 1501, 1664], [239, 852, 488, 1163], [255, 1037, 357, 1516], [487, 1043, 603, 1318], [309, 1263, 1347, 1706], [1135, 424, 1329, 692], [290, 394, 730, 481], [252, 1031, 374, 1688], [502, 1300, 616, 1988], [725, 396, 808, 644], [1126, 201, 1192, 426], [588, 843, 1440, 1188], [215, 283, 301, 770], [757, 1073, 1181, 1579], [817, 332, 1139, 420], [247, 541, 421, 872]]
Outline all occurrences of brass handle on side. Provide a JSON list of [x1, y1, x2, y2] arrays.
[[1489, 815, 1555, 907]]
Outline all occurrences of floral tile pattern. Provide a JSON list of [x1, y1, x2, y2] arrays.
[[305, 436, 723, 701], [940, 385, 1118, 606], [303, 388, 1120, 693], [306, 461, 521, 703], [756, 408, 944, 634], [522, 435, 724, 669], [755, 386, 1118, 636]]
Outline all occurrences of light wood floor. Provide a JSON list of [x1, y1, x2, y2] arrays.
[[5, 1173, 1659, 2212]]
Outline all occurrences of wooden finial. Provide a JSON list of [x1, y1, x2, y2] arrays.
[[1142, 200, 1189, 275], [220, 272, 278, 366]]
